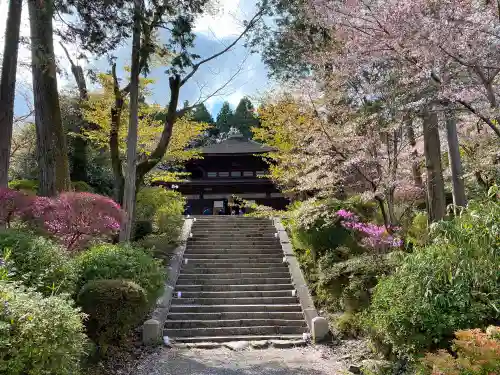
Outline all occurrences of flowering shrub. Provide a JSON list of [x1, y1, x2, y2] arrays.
[[0, 188, 33, 227], [30, 192, 124, 251], [421, 327, 500, 375], [336, 209, 402, 251], [0, 189, 124, 251]]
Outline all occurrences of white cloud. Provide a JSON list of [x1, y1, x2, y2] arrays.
[[194, 0, 248, 39]]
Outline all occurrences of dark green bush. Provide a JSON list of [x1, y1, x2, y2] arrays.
[[365, 199, 500, 358], [8, 179, 38, 194], [74, 243, 164, 305], [0, 281, 87, 375], [132, 220, 154, 241], [318, 253, 400, 312], [71, 181, 93, 192], [77, 279, 148, 349], [0, 230, 77, 295]]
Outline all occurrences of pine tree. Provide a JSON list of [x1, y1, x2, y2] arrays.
[[232, 97, 259, 138], [191, 103, 214, 124], [215, 101, 233, 134]]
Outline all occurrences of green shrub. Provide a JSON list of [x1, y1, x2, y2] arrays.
[[0, 230, 77, 295], [0, 281, 87, 375], [132, 220, 154, 241], [8, 179, 38, 194], [71, 181, 93, 192], [318, 253, 400, 312], [365, 199, 500, 358], [335, 312, 363, 338], [406, 211, 428, 247], [136, 187, 184, 240], [156, 203, 184, 240], [290, 198, 361, 259], [74, 243, 164, 305], [76, 279, 148, 350]]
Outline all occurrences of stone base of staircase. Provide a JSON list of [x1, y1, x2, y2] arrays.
[[170, 336, 308, 350]]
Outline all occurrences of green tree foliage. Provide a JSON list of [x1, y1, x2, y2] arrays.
[[191, 103, 214, 124], [232, 97, 259, 138], [215, 101, 233, 134]]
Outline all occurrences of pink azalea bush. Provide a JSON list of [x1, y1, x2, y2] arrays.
[[336, 209, 402, 251], [0, 188, 124, 251]]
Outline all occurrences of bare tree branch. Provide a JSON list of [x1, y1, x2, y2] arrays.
[[180, 6, 264, 87]]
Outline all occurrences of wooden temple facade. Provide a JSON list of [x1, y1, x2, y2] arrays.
[[158, 133, 289, 215]]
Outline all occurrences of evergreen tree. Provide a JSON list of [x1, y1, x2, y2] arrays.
[[215, 101, 234, 134], [232, 97, 259, 138], [191, 103, 214, 124]]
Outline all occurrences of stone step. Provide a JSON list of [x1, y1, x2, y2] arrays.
[[181, 262, 289, 270], [175, 283, 294, 292], [192, 225, 275, 231], [165, 319, 307, 329], [178, 272, 291, 279], [183, 253, 283, 260], [190, 232, 277, 238], [180, 266, 289, 274], [170, 296, 298, 305], [169, 304, 302, 313], [185, 247, 282, 253], [164, 325, 308, 338], [185, 256, 283, 268], [191, 227, 276, 238], [172, 290, 295, 298], [168, 334, 305, 344], [167, 311, 305, 321], [186, 248, 282, 253], [176, 277, 292, 285], [188, 241, 280, 245]]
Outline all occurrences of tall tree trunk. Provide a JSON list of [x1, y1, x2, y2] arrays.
[[135, 74, 181, 185], [110, 63, 125, 205], [422, 107, 446, 222], [120, 0, 142, 241], [0, 0, 23, 188], [444, 107, 467, 209], [404, 114, 423, 187], [28, 0, 71, 196]]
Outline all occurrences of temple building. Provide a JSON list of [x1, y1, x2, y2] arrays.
[[160, 132, 289, 215]]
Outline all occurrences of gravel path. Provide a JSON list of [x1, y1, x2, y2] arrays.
[[133, 346, 348, 375]]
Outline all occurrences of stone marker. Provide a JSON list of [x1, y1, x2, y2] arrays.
[[311, 316, 329, 343], [143, 319, 161, 345]]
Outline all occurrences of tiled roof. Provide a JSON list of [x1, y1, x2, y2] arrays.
[[200, 134, 274, 154]]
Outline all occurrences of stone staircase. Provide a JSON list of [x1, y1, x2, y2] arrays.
[[164, 216, 309, 345]]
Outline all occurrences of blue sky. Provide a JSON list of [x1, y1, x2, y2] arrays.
[[0, 0, 271, 120]]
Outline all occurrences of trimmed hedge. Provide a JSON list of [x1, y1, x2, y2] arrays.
[[74, 243, 165, 306], [77, 279, 148, 349]]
